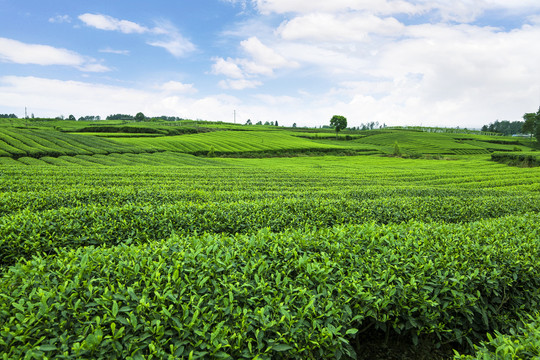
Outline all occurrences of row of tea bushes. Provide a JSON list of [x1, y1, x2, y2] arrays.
[[2, 196, 540, 267], [0, 184, 529, 216], [454, 314, 540, 359], [1, 214, 540, 359], [491, 152, 540, 167]]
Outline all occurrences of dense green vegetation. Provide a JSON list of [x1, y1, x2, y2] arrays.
[[1, 119, 539, 359]]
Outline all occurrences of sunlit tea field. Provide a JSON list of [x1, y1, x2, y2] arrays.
[[1, 120, 539, 359]]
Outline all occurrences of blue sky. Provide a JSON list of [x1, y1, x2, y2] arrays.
[[1, 0, 540, 128]]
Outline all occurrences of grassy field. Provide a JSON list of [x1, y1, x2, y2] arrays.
[[1, 119, 539, 359]]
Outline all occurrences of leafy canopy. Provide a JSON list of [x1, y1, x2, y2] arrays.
[[522, 107, 540, 140], [330, 115, 347, 135]]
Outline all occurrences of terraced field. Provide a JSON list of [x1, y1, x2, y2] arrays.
[[1, 119, 539, 359]]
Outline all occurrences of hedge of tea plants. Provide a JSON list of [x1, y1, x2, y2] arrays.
[[1, 156, 540, 358], [1, 214, 540, 359]]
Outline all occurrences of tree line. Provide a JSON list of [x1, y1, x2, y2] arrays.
[[480, 108, 540, 139]]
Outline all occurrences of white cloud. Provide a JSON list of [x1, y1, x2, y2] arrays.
[[79, 14, 195, 58], [99, 48, 130, 55], [219, 78, 262, 90], [253, 0, 423, 15], [211, 57, 245, 78], [240, 37, 297, 69], [147, 38, 195, 57], [159, 81, 197, 94], [0, 76, 237, 121], [147, 20, 196, 57], [0, 37, 110, 72], [246, 0, 540, 23], [252, 94, 298, 105], [79, 13, 149, 34], [277, 13, 405, 42], [210, 37, 297, 89], [49, 15, 71, 23]]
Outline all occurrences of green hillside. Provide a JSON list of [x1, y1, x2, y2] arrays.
[[0, 119, 536, 166]]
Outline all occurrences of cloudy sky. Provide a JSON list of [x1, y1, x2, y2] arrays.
[[1, 0, 540, 128]]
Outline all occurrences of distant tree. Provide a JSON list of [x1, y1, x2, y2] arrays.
[[275, 121, 279, 126], [245, 119, 252, 125], [264, 121, 270, 126], [292, 123, 297, 128], [523, 112, 538, 138], [255, 121, 262, 125], [481, 125, 489, 132], [68, 114, 76, 120], [330, 115, 347, 138], [0, 114, 18, 118], [135, 112, 146, 122], [483, 120, 524, 136], [107, 114, 134, 120]]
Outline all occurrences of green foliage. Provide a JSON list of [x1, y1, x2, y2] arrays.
[[481, 120, 524, 136], [135, 112, 146, 122], [107, 114, 134, 120], [522, 112, 537, 137], [2, 215, 540, 358], [1, 134, 540, 358], [330, 115, 347, 137], [393, 141, 402, 157], [454, 314, 540, 359], [491, 152, 540, 167], [0, 128, 143, 159]]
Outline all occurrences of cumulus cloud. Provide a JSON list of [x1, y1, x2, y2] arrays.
[[240, 37, 297, 69], [0, 75, 236, 121], [159, 81, 197, 94], [210, 37, 297, 89], [277, 13, 405, 42], [213, 0, 540, 127], [0, 37, 110, 72], [211, 57, 245, 78]]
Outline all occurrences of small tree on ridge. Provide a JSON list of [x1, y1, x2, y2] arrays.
[[330, 115, 347, 139]]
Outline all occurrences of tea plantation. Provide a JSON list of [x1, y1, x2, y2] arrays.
[[1, 119, 539, 359]]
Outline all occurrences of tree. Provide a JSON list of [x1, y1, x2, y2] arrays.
[[522, 107, 540, 141], [68, 114, 76, 120], [330, 115, 347, 138], [107, 114, 134, 120], [245, 119, 252, 125], [292, 123, 297, 128], [482, 120, 524, 136], [523, 112, 537, 138], [135, 112, 146, 122]]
